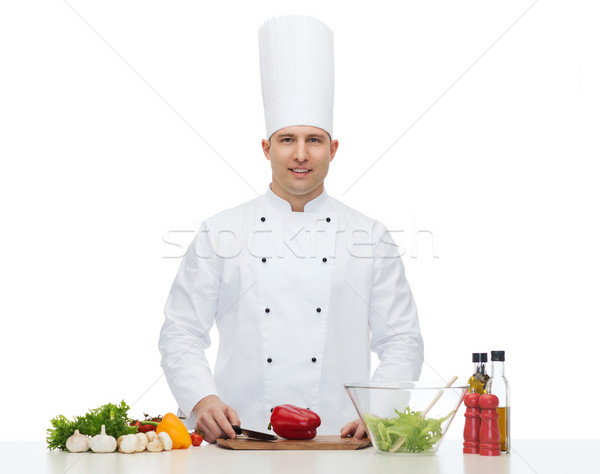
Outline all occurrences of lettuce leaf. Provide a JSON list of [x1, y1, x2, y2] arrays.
[[364, 407, 452, 453], [46, 400, 137, 451]]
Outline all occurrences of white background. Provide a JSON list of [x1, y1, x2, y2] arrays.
[[1, 0, 599, 443]]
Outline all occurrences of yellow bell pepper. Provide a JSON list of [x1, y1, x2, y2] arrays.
[[156, 413, 192, 449]]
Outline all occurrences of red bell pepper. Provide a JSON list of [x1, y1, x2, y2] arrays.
[[269, 404, 321, 440], [138, 421, 159, 433]]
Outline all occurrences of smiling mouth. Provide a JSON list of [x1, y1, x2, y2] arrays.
[[290, 168, 310, 174]]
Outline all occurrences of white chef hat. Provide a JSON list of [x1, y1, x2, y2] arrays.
[[258, 15, 334, 139]]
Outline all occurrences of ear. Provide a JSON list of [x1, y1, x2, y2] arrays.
[[329, 139, 339, 162], [262, 139, 271, 160]]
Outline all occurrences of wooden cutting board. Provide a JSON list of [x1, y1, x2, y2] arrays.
[[216, 435, 371, 450]]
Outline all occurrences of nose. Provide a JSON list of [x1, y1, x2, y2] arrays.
[[293, 142, 309, 162]]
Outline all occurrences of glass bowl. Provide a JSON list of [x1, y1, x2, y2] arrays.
[[345, 381, 467, 454]]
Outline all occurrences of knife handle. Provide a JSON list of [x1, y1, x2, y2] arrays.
[[231, 425, 243, 435]]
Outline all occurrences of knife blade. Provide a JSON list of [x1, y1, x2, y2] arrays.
[[231, 425, 278, 441]]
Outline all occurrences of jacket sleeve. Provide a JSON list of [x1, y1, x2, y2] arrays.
[[369, 222, 424, 382], [158, 220, 220, 418]]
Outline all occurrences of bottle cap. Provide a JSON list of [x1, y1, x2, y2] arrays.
[[491, 350, 505, 361], [472, 352, 488, 363]]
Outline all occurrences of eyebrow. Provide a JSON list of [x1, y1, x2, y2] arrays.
[[276, 133, 327, 139]]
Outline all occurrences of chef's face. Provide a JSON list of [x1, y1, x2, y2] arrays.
[[262, 126, 339, 210]]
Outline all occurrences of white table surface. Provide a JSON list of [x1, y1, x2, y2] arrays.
[[2, 439, 597, 474]]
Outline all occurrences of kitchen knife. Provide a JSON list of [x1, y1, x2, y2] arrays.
[[232, 425, 278, 441]]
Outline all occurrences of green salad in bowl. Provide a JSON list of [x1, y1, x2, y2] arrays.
[[345, 381, 467, 454]]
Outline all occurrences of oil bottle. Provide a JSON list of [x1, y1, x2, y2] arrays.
[[485, 350, 510, 453], [468, 352, 489, 395]]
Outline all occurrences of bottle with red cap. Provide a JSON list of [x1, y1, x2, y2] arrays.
[[485, 350, 510, 453]]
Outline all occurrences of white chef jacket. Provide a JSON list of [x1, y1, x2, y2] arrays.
[[158, 187, 424, 434]]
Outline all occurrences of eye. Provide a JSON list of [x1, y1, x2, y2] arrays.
[[281, 137, 293, 143], [309, 138, 321, 143]]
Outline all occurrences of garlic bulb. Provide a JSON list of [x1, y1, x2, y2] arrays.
[[65, 430, 90, 453], [89, 425, 117, 453]]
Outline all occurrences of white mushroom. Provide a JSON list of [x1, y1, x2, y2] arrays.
[[117, 434, 138, 454], [158, 432, 173, 451], [134, 432, 148, 452], [146, 438, 164, 452]]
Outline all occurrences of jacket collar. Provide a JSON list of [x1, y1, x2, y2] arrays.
[[266, 185, 329, 213]]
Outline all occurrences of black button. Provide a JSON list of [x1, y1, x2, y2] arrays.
[[326, 217, 331, 222], [267, 358, 272, 363], [270, 407, 274, 413], [261, 217, 266, 222], [322, 257, 327, 263], [311, 357, 317, 363], [316, 307, 321, 313], [261, 257, 266, 263], [265, 308, 270, 313]]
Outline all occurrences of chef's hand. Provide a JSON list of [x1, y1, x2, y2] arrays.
[[340, 418, 368, 441], [193, 395, 241, 444]]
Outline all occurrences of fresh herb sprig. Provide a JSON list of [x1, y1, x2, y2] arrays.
[[47, 400, 138, 451]]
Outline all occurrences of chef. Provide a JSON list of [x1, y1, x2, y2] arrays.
[[158, 15, 424, 444]]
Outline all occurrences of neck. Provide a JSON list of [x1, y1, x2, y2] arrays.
[[270, 182, 324, 212]]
